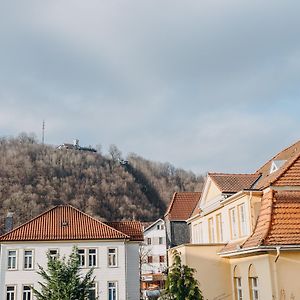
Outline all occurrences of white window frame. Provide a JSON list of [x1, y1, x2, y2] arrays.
[[238, 203, 248, 237], [88, 282, 97, 300], [235, 277, 243, 300], [216, 213, 223, 243], [250, 277, 259, 300], [22, 285, 33, 300], [78, 248, 85, 267], [147, 238, 151, 245], [48, 249, 59, 260], [108, 281, 118, 300], [88, 249, 97, 267], [24, 250, 34, 270], [6, 285, 16, 300], [108, 248, 118, 268], [230, 208, 238, 240], [208, 217, 215, 243], [158, 237, 163, 245], [7, 250, 17, 270]]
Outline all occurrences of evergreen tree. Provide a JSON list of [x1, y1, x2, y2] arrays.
[[161, 250, 203, 300], [32, 247, 96, 300]]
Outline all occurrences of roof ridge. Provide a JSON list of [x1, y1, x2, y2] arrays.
[[0, 205, 130, 241], [208, 172, 257, 176], [56, 205, 130, 239], [256, 139, 300, 174]]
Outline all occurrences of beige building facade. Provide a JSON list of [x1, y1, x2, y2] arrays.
[[170, 140, 300, 300]]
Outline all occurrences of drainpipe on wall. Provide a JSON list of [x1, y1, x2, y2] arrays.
[[273, 246, 281, 300], [275, 246, 281, 263]]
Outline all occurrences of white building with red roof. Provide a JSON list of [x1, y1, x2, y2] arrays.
[[0, 205, 143, 300]]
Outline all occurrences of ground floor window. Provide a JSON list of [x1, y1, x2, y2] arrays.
[[23, 285, 32, 300], [88, 283, 97, 300], [6, 286, 16, 300], [108, 281, 117, 300], [250, 277, 259, 300], [235, 277, 243, 300]]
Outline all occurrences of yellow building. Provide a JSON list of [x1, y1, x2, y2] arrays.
[[171, 140, 300, 300]]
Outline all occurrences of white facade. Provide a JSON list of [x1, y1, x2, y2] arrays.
[[141, 219, 167, 275], [0, 239, 140, 300]]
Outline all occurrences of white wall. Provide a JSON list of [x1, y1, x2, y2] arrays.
[[0, 240, 139, 300], [142, 220, 167, 274]]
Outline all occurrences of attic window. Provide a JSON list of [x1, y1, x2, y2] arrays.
[[61, 221, 69, 227], [270, 160, 286, 174]]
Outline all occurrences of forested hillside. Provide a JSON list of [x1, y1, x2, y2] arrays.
[[0, 134, 204, 233]]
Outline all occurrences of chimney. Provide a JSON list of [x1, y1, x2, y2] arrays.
[[5, 212, 14, 233]]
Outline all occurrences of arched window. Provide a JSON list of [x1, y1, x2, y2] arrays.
[[248, 264, 259, 300], [233, 265, 243, 300]]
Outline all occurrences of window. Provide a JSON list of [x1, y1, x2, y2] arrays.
[[235, 277, 243, 300], [238, 204, 247, 237], [108, 282, 117, 300], [6, 286, 16, 300], [193, 223, 203, 244], [230, 208, 238, 239], [8, 250, 17, 270], [24, 250, 33, 270], [23, 285, 32, 300], [159, 237, 163, 245], [49, 249, 58, 260], [78, 249, 85, 267], [249, 264, 259, 300], [250, 277, 259, 300], [208, 218, 215, 243], [88, 249, 97, 267], [159, 256, 165, 263], [160, 224, 164, 230], [216, 214, 223, 243], [147, 238, 152, 245], [108, 248, 117, 267], [157, 224, 160, 230], [88, 283, 97, 300], [147, 256, 153, 263]]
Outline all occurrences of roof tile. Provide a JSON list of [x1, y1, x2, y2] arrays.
[[208, 173, 260, 193], [0, 205, 143, 242], [165, 192, 201, 221]]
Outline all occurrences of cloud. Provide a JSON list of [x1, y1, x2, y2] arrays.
[[0, 0, 299, 173]]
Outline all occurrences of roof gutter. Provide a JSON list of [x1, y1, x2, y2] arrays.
[[219, 245, 300, 258]]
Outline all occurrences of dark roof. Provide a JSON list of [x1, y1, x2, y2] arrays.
[[165, 192, 201, 221]]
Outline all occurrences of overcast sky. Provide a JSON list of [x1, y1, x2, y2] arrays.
[[0, 0, 299, 174]]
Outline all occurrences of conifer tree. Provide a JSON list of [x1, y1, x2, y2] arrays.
[[32, 247, 96, 300], [161, 250, 203, 300]]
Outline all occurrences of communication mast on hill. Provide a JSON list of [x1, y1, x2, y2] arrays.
[[42, 120, 45, 145]]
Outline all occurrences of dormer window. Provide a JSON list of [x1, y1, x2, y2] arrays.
[[270, 160, 286, 174]]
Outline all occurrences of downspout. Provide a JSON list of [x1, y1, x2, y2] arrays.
[[273, 246, 281, 300]]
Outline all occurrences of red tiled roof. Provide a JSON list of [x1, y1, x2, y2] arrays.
[[105, 221, 144, 241], [254, 140, 300, 189], [242, 190, 273, 249], [221, 190, 300, 254], [165, 192, 201, 221], [0, 205, 134, 242], [208, 173, 260, 193]]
